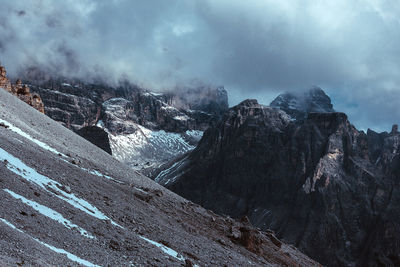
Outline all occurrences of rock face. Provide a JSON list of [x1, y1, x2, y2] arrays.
[[156, 96, 400, 266], [270, 86, 334, 120], [0, 63, 44, 113], [28, 80, 228, 171], [0, 88, 320, 267], [28, 81, 110, 130], [76, 126, 112, 155]]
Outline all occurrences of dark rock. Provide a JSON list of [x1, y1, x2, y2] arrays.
[[159, 96, 400, 266], [0, 122, 9, 128], [270, 86, 334, 120], [76, 126, 112, 155], [109, 240, 121, 251], [133, 192, 153, 203], [184, 259, 194, 267]]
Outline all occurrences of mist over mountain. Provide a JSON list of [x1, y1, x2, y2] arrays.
[[1, 0, 400, 130]]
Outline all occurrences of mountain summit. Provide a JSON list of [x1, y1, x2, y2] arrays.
[[155, 95, 400, 266], [270, 87, 334, 119]]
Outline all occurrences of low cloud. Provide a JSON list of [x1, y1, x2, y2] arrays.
[[0, 0, 399, 131]]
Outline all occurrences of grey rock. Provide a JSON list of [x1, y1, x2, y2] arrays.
[[270, 86, 334, 120], [159, 97, 400, 266]]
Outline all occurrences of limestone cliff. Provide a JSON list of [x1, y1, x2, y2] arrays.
[[0, 62, 44, 113]]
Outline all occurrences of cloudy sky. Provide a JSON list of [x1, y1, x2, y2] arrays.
[[0, 0, 399, 131]]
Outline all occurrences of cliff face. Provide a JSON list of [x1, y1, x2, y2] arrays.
[[0, 63, 44, 113], [156, 95, 400, 266], [26, 79, 228, 172], [76, 126, 112, 155], [28, 81, 228, 133]]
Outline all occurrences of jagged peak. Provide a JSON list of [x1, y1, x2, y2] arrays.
[[0, 61, 44, 113], [307, 86, 326, 95], [236, 99, 259, 107], [270, 86, 334, 120]]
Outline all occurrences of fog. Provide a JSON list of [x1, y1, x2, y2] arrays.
[[0, 0, 399, 131]]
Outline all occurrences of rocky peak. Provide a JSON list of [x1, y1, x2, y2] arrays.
[[236, 99, 259, 107], [0, 62, 44, 113], [391, 124, 398, 135], [270, 86, 334, 119], [156, 96, 400, 266], [232, 99, 291, 129], [0, 64, 12, 92], [165, 86, 229, 116]]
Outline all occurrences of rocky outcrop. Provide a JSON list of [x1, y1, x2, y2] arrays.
[[0, 65, 13, 92], [27, 79, 228, 170], [165, 86, 229, 116], [156, 97, 400, 266], [29, 81, 228, 133], [76, 126, 112, 155], [270, 86, 334, 120], [29, 82, 106, 130], [0, 62, 44, 113], [101, 94, 196, 134]]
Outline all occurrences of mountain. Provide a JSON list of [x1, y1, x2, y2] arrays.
[[155, 89, 400, 266], [25, 78, 228, 175], [0, 87, 320, 266], [270, 86, 334, 120], [0, 62, 44, 113]]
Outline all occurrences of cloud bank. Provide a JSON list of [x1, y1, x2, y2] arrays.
[[0, 0, 400, 131]]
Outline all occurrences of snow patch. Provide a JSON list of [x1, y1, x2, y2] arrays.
[[109, 125, 196, 171], [150, 92, 163, 96], [139, 236, 185, 262], [86, 169, 124, 184], [0, 218, 99, 267], [96, 120, 105, 128], [0, 118, 124, 184], [185, 130, 203, 141], [173, 115, 189, 121], [0, 147, 122, 228], [4, 189, 95, 239], [155, 157, 186, 183], [0, 118, 65, 156]]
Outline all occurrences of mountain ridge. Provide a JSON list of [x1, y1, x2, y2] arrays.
[[0, 87, 320, 266], [156, 89, 400, 266]]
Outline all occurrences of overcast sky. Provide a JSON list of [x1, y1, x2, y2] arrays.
[[0, 0, 399, 131]]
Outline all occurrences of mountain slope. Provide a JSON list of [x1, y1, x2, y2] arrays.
[[156, 97, 400, 266], [0, 89, 319, 266]]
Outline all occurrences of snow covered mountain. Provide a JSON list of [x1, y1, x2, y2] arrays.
[[25, 78, 228, 174], [0, 87, 320, 266]]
